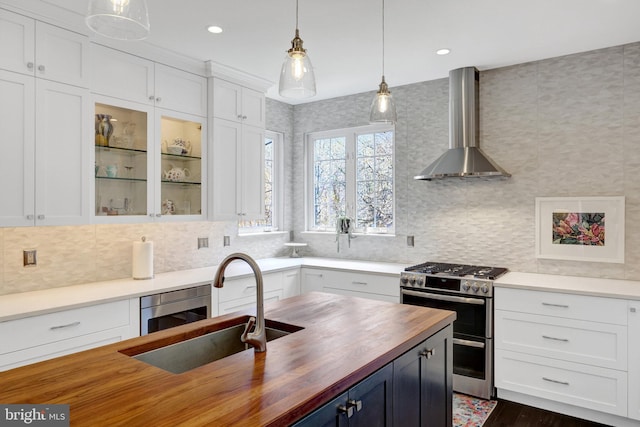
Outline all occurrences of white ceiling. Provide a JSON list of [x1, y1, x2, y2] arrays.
[[50, 0, 640, 104]]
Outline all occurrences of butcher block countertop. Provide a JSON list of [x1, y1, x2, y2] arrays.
[[0, 292, 455, 426]]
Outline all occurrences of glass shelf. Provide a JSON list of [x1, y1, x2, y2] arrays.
[[161, 152, 201, 161], [96, 176, 147, 183], [161, 180, 202, 186], [96, 145, 147, 155]]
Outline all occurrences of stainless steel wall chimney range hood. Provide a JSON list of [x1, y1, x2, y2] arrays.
[[414, 67, 511, 180]]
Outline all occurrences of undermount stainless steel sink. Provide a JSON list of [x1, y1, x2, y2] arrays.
[[129, 318, 302, 374]]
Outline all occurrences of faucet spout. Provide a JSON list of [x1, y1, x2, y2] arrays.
[[213, 253, 266, 352]]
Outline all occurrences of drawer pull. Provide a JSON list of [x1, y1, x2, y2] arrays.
[[631, 307, 637, 313], [542, 377, 569, 386], [50, 321, 80, 330], [541, 302, 569, 308], [351, 281, 368, 285], [542, 335, 569, 342]]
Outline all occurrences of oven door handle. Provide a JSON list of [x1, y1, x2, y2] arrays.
[[453, 338, 486, 349], [401, 289, 485, 305]]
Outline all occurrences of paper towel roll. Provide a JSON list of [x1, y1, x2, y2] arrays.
[[132, 238, 154, 280]]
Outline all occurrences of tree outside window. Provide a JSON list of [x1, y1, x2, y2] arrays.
[[307, 125, 394, 233]]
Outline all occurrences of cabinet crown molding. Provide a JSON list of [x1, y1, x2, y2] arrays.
[[206, 60, 272, 93]]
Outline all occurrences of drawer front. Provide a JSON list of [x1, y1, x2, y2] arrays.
[[0, 300, 131, 354], [0, 326, 132, 371], [317, 269, 399, 298], [218, 290, 283, 315], [218, 272, 282, 303], [495, 310, 627, 370], [495, 287, 627, 325], [495, 349, 627, 416]]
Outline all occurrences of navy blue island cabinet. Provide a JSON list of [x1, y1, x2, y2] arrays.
[[292, 324, 453, 427]]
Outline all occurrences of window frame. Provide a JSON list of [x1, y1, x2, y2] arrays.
[[304, 123, 395, 234]]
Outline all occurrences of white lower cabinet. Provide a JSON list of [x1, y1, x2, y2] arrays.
[[301, 268, 399, 303], [495, 286, 634, 422], [0, 299, 139, 371], [218, 269, 300, 315], [630, 301, 640, 421]]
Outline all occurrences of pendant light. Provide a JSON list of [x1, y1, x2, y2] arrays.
[[86, 0, 150, 41], [279, 0, 316, 99], [369, 0, 397, 123]]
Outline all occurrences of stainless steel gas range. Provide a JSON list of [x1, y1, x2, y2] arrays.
[[400, 262, 508, 399]]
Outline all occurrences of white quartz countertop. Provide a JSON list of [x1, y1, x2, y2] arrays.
[[0, 257, 408, 322], [495, 271, 640, 300]]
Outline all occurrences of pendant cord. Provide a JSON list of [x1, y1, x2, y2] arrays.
[[296, 0, 299, 30], [382, 0, 385, 76]]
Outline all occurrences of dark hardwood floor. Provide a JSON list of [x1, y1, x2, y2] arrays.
[[483, 399, 612, 427]]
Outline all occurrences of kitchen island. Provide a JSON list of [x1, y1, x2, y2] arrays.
[[0, 292, 455, 426]]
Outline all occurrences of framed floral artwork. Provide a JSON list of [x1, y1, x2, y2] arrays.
[[535, 196, 625, 263]]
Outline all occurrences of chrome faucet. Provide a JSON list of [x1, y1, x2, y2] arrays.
[[213, 253, 266, 352]]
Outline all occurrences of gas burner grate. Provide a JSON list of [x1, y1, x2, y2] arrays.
[[405, 262, 508, 279]]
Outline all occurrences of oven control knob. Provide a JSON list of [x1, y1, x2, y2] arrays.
[[471, 282, 479, 293], [461, 280, 471, 291], [481, 283, 489, 294], [416, 277, 425, 287], [400, 275, 409, 285], [409, 275, 416, 285]]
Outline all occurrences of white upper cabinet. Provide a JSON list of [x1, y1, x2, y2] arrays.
[[155, 64, 207, 117], [0, 9, 90, 227], [90, 44, 154, 105], [90, 44, 207, 117], [212, 118, 264, 221], [0, 9, 89, 88], [212, 78, 265, 128]]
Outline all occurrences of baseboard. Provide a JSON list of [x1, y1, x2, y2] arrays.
[[497, 389, 640, 427]]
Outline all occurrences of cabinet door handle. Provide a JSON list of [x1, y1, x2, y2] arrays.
[[542, 377, 569, 386], [155, 97, 162, 102], [542, 335, 569, 342], [26, 214, 34, 220], [37, 214, 45, 220], [148, 95, 155, 101], [37, 64, 45, 72], [420, 348, 434, 359], [242, 115, 247, 120], [347, 399, 362, 412], [631, 307, 637, 313], [541, 302, 569, 308], [237, 114, 243, 119], [155, 213, 161, 217], [351, 281, 367, 286], [337, 404, 354, 418], [27, 62, 34, 69], [50, 321, 80, 330]]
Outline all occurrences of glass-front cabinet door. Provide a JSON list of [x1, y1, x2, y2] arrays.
[[92, 99, 205, 222], [156, 111, 204, 218], [94, 101, 150, 219]]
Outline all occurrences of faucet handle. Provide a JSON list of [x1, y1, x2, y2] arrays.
[[241, 317, 256, 343]]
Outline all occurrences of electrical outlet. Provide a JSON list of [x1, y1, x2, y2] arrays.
[[223, 236, 230, 246], [407, 236, 415, 247], [197, 237, 209, 249], [23, 250, 37, 266]]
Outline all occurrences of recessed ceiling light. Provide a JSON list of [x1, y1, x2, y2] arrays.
[[436, 48, 451, 56], [207, 25, 223, 34]]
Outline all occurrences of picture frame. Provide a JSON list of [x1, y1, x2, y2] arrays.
[[535, 196, 625, 263]]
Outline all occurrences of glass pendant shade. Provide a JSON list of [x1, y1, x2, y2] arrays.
[[278, 0, 316, 99], [370, 76, 397, 123], [86, 0, 150, 41]]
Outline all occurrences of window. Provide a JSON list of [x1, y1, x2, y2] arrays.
[[306, 124, 394, 233], [239, 130, 282, 233]]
